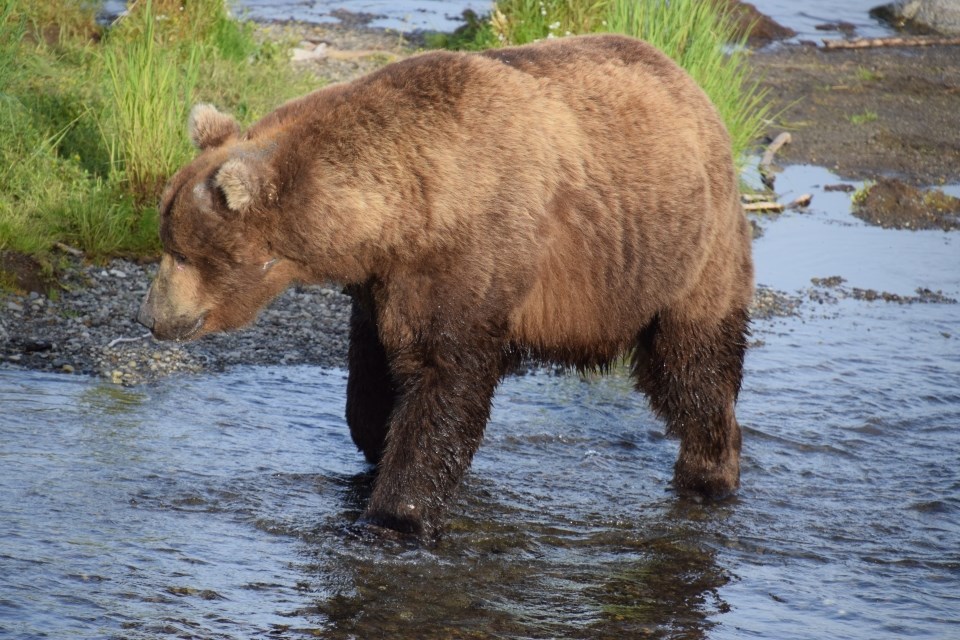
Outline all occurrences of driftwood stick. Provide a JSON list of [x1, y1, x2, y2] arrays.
[[760, 132, 792, 171], [787, 194, 813, 210], [823, 36, 960, 50], [743, 194, 812, 214], [106, 333, 152, 349], [54, 242, 84, 257], [759, 132, 792, 189], [741, 193, 772, 202], [743, 201, 784, 213]]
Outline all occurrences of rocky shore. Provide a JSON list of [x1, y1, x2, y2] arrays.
[[1, 257, 351, 384]]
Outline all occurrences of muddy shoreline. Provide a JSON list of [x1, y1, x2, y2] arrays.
[[751, 42, 960, 186], [2, 22, 958, 383]]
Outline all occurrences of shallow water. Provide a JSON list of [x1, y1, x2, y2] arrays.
[[747, 0, 895, 40], [102, 0, 897, 37], [2, 165, 959, 638]]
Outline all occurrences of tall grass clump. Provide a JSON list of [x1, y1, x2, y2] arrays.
[[429, 1, 608, 48], [0, 0, 90, 254], [493, 0, 610, 43], [436, 0, 770, 165], [12, 0, 99, 45], [0, 0, 316, 266], [98, 0, 315, 203], [111, 0, 258, 62], [101, 0, 200, 203]]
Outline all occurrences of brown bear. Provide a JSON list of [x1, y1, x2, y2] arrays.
[[137, 34, 753, 538]]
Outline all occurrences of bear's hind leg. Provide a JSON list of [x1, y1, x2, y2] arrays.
[[346, 289, 396, 464], [632, 307, 749, 497]]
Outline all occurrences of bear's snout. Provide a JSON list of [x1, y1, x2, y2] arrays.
[[136, 289, 155, 330], [135, 285, 206, 341]]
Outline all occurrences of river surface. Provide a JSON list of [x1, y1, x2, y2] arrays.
[[231, 0, 897, 38], [102, 0, 897, 38], [2, 165, 958, 638]]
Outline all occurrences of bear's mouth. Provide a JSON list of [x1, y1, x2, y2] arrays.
[[174, 315, 206, 342]]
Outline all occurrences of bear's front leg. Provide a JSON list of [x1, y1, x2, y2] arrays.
[[345, 287, 395, 464], [362, 340, 503, 538]]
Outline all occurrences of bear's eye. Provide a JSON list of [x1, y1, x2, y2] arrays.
[[170, 251, 189, 267]]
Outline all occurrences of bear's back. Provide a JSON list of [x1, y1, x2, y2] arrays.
[[241, 36, 747, 360]]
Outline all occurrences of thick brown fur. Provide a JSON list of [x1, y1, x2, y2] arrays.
[[138, 35, 754, 538]]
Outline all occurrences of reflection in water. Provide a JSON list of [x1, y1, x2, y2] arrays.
[[293, 490, 732, 639], [580, 501, 738, 639], [585, 535, 726, 639]]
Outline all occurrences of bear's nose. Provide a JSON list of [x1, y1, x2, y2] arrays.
[[136, 290, 155, 330]]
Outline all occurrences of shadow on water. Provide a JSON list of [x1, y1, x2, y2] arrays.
[[2, 164, 959, 638]]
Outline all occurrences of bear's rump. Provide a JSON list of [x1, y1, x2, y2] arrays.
[[504, 183, 748, 360]]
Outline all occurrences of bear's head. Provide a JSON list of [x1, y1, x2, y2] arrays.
[[136, 104, 298, 341]]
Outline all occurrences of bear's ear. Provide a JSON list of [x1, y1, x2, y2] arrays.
[[188, 103, 240, 150], [216, 156, 275, 213]]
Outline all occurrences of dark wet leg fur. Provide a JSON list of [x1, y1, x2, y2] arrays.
[[345, 287, 396, 464], [363, 338, 504, 538], [632, 308, 749, 498]]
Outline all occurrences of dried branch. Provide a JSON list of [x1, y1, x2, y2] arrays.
[[759, 132, 792, 189], [823, 36, 960, 50]]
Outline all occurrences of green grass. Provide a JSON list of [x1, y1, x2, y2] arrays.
[[432, 0, 771, 168], [101, 0, 200, 204], [856, 66, 881, 83], [851, 180, 874, 205], [0, 0, 316, 266], [0, 0, 82, 255], [491, 0, 610, 43], [849, 110, 878, 125]]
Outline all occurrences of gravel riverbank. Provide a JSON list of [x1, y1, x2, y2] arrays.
[[0, 257, 351, 384], [0, 250, 830, 385]]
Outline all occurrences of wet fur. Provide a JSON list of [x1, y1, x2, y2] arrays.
[[145, 35, 754, 537]]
